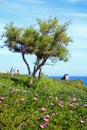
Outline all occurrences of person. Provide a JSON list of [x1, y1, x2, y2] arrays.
[[61, 74, 66, 80], [61, 74, 69, 80], [65, 74, 69, 80], [16, 69, 20, 74]]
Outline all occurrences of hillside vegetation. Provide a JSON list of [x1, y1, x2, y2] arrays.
[[0, 73, 87, 130]]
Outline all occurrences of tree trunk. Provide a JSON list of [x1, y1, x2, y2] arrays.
[[38, 68, 41, 78], [21, 53, 31, 75], [32, 58, 47, 77]]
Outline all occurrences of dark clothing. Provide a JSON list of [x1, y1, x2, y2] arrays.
[[61, 74, 66, 80]]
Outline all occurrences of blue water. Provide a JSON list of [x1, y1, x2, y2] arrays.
[[49, 76, 87, 86]]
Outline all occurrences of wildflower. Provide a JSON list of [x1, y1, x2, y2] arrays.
[[43, 114, 50, 122], [50, 103, 54, 106], [49, 96, 52, 98], [58, 103, 64, 107], [21, 98, 25, 101], [52, 112, 56, 116], [75, 103, 79, 106], [80, 120, 85, 124], [58, 100, 64, 107], [69, 110, 73, 113], [0, 97, 4, 101], [55, 97, 58, 101], [41, 107, 46, 112], [43, 118, 49, 122], [35, 93, 38, 96], [33, 97, 38, 101], [59, 100, 64, 104], [70, 103, 78, 107], [43, 115, 50, 119], [66, 102, 70, 105], [84, 104, 87, 107], [70, 103, 74, 107], [3, 104, 8, 107], [40, 123, 47, 128], [72, 97, 77, 102]]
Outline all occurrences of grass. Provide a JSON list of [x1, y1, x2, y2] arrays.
[[0, 73, 87, 130]]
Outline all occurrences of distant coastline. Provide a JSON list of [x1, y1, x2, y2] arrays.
[[48, 76, 87, 86]]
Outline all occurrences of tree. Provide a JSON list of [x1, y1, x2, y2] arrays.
[[32, 18, 72, 77], [2, 18, 72, 77]]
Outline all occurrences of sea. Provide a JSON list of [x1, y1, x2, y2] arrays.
[[49, 76, 87, 86]]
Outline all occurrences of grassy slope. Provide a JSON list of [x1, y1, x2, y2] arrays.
[[0, 74, 87, 130]]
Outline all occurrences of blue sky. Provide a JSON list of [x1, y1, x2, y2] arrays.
[[0, 0, 87, 76]]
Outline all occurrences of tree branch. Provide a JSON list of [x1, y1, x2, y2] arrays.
[[21, 52, 31, 75], [32, 57, 47, 77]]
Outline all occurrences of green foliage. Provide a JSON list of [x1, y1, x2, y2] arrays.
[[4, 23, 39, 54], [36, 18, 71, 61], [4, 23, 22, 52], [0, 74, 87, 129]]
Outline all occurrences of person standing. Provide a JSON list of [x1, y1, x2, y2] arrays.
[[65, 74, 69, 80]]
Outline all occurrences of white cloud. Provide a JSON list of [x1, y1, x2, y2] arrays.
[[1, 0, 22, 9], [1, 0, 46, 8]]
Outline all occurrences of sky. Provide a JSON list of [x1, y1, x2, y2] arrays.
[[0, 0, 87, 76]]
